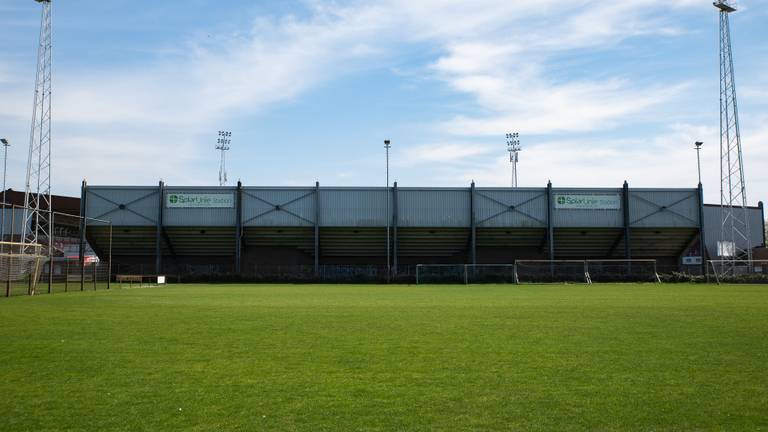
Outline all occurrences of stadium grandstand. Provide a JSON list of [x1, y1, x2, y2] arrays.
[[78, 181, 766, 281]]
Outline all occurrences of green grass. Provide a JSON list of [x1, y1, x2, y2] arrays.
[[1, 283, 768, 431]]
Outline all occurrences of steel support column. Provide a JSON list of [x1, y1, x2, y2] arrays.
[[698, 182, 708, 275], [79, 180, 87, 291], [546, 181, 555, 260], [155, 180, 164, 275], [760, 201, 766, 248], [314, 181, 320, 275], [470, 181, 476, 264], [393, 181, 398, 275], [623, 181, 632, 259], [235, 181, 243, 274]]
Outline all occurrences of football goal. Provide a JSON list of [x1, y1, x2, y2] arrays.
[[415, 259, 661, 285], [1, 242, 46, 296], [707, 260, 768, 284]]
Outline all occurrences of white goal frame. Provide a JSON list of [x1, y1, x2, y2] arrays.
[[707, 260, 768, 284], [415, 259, 661, 285], [1, 241, 46, 296]]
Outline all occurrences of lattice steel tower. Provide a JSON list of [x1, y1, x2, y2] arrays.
[[22, 0, 53, 255], [715, 0, 751, 271]]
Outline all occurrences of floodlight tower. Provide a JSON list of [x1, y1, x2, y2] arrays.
[[22, 0, 53, 257], [216, 131, 231, 186], [714, 0, 752, 272], [506, 132, 521, 187]]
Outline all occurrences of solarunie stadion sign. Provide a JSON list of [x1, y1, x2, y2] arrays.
[[166, 193, 235, 208], [554, 194, 621, 210]]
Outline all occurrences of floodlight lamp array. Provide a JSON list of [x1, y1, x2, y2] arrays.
[[216, 131, 231, 150]]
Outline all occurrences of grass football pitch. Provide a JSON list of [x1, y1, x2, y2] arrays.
[[1, 283, 767, 431]]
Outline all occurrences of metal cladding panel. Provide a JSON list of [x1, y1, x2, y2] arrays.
[[475, 188, 547, 228], [552, 188, 623, 228], [242, 188, 315, 227], [0, 208, 30, 235], [629, 189, 699, 228], [319, 188, 387, 227], [163, 187, 236, 227], [86, 187, 159, 226], [398, 189, 470, 227], [702, 205, 764, 258]]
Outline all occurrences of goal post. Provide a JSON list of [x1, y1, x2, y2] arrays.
[[707, 260, 768, 284], [515, 260, 589, 284], [415, 259, 663, 285], [1, 242, 45, 296]]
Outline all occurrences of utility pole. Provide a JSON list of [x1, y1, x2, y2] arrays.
[[694, 141, 703, 185]]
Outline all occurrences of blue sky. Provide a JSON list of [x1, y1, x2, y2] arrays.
[[0, 0, 766, 204]]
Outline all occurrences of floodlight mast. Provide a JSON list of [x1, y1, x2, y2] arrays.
[[506, 132, 521, 187], [714, 0, 752, 273], [216, 131, 231, 186], [23, 0, 53, 260]]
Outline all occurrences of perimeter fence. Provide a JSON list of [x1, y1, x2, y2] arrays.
[[1, 203, 113, 297]]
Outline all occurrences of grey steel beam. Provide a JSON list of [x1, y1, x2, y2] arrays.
[[546, 181, 554, 260], [470, 181, 476, 264], [393, 181, 398, 275], [623, 181, 631, 259], [314, 181, 320, 275], [698, 182, 708, 275], [760, 201, 766, 247], [79, 179, 87, 291], [235, 181, 243, 274], [156, 180, 164, 275]]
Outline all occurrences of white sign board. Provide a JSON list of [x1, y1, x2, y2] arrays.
[[554, 194, 621, 210], [166, 193, 234, 208], [682, 256, 702, 265]]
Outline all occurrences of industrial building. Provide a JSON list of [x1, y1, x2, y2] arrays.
[[80, 181, 765, 278]]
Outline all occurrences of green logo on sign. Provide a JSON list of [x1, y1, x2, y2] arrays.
[[169, 194, 178, 204], [557, 196, 566, 205]]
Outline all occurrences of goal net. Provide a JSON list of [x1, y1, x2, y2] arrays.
[[707, 260, 768, 283], [1, 242, 46, 296], [415, 259, 662, 285]]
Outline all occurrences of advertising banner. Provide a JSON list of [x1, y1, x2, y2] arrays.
[[554, 194, 621, 210], [166, 193, 234, 208]]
